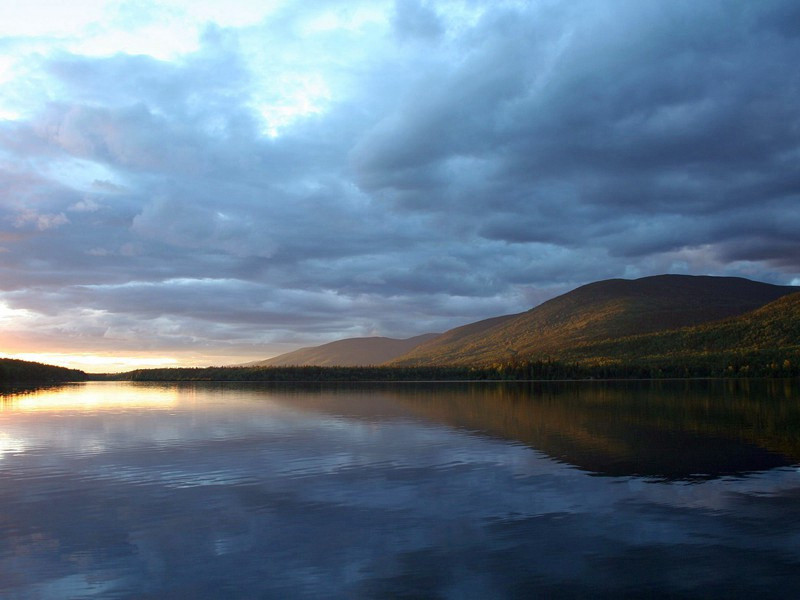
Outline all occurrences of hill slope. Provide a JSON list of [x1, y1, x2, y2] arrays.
[[568, 291, 800, 367], [391, 275, 799, 366], [250, 333, 440, 367], [0, 358, 87, 384]]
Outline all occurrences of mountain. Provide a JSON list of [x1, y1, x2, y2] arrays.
[[568, 291, 800, 367], [249, 333, 440, 367], [390, 275, 799, 366]]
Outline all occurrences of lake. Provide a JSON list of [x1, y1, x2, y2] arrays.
[[1, 379, 799, 598]]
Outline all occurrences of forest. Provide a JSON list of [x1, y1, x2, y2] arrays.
[[113, 351, 800, 382], [0, 358, 88, 384]]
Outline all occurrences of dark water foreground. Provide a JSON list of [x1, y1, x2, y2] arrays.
[[1, 379, 799, 598]]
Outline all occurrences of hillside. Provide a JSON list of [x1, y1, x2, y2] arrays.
[[390, 275, 799, 366], [119, 292, 800, 381], [249, 333, 440, 367], [567, 291, 800, 368], [0, 358, 87, 384]]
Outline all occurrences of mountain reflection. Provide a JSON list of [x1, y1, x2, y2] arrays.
[[384, 379, 800, 480], [2, 380, 800, 598], [249, 379, 800, 481], [3, 379, 798, 480]]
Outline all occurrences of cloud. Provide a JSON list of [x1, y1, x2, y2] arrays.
[[392, 0, 444, 42], [10, 208, 69, 231], [0, 0, 798, 363]]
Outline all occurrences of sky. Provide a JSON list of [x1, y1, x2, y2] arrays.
[[0, 0, 799, 372]]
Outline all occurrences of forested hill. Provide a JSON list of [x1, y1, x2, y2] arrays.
[[562, 291, 800, 370], [390, 275, 799, 366], [247, 333, 440, 367], [0, 358, 87, 384], [115, 290, 800, 382]]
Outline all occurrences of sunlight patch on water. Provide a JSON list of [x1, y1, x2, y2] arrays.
[[0, 383, 179, 413], [0, 432, 26, 459]]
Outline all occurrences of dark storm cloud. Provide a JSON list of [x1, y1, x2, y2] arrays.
[[354, 0, 800, 265], [1, 0, 799, 362]]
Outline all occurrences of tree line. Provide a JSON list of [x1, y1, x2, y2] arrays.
[[0, 358, 88, 384], [112, 352, 800, 382]]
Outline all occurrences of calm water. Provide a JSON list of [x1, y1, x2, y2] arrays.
[[1, 380, 800, 598]]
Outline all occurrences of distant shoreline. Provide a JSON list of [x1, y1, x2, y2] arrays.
[[99, 358, 799, 383], [81, 376, 798, 386], [3, 356, 797, 387]]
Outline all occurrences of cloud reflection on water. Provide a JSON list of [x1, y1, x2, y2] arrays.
[[0, 381, 799, 598]]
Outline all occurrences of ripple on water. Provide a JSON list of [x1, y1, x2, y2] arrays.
[[1, 380, 800, 598]]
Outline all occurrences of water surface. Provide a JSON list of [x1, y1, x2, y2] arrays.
[[1, 380, 799, 598]]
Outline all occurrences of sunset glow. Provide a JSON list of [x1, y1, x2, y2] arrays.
[[0, 353, 179, 373]]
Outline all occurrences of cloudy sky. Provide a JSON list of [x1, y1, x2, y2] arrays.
[[1, 0, 799, 371]]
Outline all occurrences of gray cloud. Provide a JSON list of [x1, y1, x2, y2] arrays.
[[0, 0, 798, 365]]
